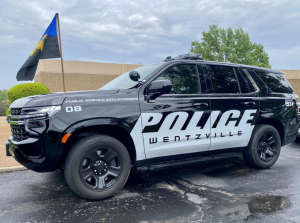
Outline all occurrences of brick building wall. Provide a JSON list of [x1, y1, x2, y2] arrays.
[[34, 60, 142, 92]]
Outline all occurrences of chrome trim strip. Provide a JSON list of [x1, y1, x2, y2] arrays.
[[161, 92, 257, 97], [9, 115, 21, 119], [260, 97, 290, 100], [158, 96, 286, 100], [160, 94, 210, 97], [8, 121, 24, 125], [209, 97, 286, 99], [209, 97, 257, 99], [157, 97, 210, 100]]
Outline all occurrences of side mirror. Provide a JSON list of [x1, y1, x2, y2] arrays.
[[129, 70, 141, 82], [146, 80, 172, 101]]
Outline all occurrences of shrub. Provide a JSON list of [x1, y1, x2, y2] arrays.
[[7, 83, 50, 104], [6, 108, 10, 116]]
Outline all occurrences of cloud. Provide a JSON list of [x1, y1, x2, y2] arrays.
[[0, 0, 299, 89]]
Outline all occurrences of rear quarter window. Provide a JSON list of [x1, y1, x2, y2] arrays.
[[254, 70, 293, 93]]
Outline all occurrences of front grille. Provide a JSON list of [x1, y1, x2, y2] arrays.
[[8, 108, 29, 142], [298, 112, 300, 122], [11, 124, 29, 142], [10, 108, 22, 116]]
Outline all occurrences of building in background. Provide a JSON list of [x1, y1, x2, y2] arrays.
[[34, 59, 141, 92], [34, 59, 300, 97], [281, 70, 300, 98]]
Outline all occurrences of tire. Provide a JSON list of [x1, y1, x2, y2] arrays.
[[64, 135, 131, 200], [243, 124, 281, 169], [295, 136, 300, 143]]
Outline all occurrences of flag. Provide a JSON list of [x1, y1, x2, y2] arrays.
[[16, 14, 61, 81]]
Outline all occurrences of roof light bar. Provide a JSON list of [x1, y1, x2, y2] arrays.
[[164, 53, 203, 62]]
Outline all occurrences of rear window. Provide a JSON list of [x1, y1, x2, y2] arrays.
[[254, 70, 293, 93]]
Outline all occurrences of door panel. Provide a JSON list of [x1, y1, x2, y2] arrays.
[[140, 96, 211, 158], [138, 63, 211, 159], [209, 98, 258, 150], [201, 64, 259, 151]]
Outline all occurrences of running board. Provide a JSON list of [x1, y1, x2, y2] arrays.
[[134, 152, 242, 173]]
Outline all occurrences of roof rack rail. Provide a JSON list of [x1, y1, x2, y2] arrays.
[[164, 53, 203, 62]]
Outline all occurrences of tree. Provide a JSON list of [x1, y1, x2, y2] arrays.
[[0, 89, 8, 102], [191, 25, 271, 68]]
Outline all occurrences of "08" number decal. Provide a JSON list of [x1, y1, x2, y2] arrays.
[[66, 106, 82, 112]]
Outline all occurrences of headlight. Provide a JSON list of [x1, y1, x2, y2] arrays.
[[19, 106, 61, 119]]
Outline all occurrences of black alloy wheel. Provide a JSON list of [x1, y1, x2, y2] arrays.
[[257, 131, 277, 162], [243, 124, 281, 169], [80, 147, 122, 191], [64, 135, 131, 200]]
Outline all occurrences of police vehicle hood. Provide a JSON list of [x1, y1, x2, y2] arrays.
[[9, 90, 119, 108]]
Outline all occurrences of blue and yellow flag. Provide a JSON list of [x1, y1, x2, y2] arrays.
[[17, 14, 61, 81]]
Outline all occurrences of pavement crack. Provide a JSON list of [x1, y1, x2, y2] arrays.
[[165, 176, 236, 203]]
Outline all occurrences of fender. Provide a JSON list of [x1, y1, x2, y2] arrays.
[[258, 95, 298, 136], [56, 117, 145, 164]]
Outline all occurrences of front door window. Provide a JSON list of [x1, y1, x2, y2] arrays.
[[157, 64, 201, 94]]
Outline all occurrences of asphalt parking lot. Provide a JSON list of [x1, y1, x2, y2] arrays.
[[1, 143, 300, 223]]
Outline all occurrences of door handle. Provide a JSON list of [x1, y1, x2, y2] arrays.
[[243, 101, 256, 106], [193, 102, 209, 109]]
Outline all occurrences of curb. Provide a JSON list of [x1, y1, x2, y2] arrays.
[[0, 166, 27, 173]]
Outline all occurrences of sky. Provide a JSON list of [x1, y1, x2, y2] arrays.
[[0, 0, 299, 89]]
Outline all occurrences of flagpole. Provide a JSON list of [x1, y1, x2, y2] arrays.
[[56, 13, 66, 93]]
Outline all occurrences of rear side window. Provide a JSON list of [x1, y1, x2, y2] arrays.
[[235, 68, 256, 93], [254, 70, 293, 93], [203, 65, 240, 94]]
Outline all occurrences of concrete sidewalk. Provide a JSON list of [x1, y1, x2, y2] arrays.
[[0, 116, 23, 169]]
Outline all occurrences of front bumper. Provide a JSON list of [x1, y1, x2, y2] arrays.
[[5, 136, 55, 172], [5, 117, 70, 172]]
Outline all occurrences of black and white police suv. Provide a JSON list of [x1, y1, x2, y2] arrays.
[[6, 53, 299, 200]]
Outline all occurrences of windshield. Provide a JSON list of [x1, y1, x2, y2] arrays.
[[100, 63, 163, 90]]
